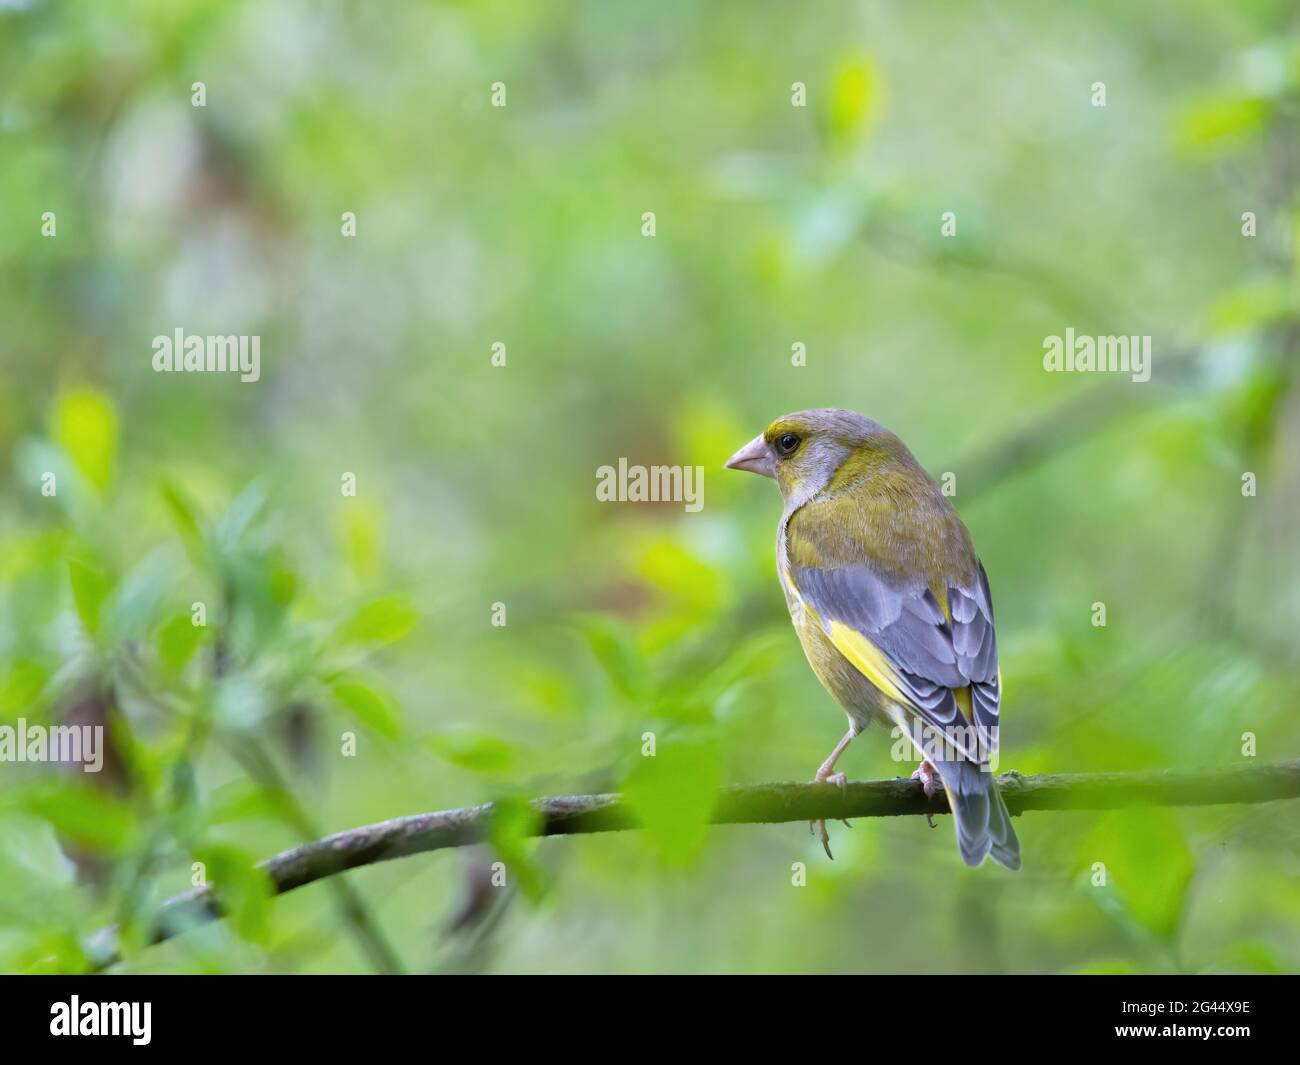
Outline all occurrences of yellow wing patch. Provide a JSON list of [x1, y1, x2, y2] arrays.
[[826, 620, 911, 706], [953, 684, 972, 722], [828, 620, 974, 724]]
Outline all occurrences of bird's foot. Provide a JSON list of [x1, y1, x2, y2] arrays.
[[911, 759, 937, 798], [810, 769, 850, 858], [818, 770, 847, 791], [912, 760, 938, 827]]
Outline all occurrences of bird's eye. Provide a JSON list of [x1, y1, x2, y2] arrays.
[[776, 432, 801, 456]]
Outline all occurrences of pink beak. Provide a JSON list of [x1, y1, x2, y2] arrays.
[[724, 434, 776, 478]]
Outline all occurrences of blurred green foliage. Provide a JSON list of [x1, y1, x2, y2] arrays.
[[2, 0, 1300, 974]]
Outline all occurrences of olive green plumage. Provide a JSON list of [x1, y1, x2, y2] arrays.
[[726, 408, 1020, 869]]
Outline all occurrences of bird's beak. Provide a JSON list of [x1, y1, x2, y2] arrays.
[[724, 434, 776, 478]]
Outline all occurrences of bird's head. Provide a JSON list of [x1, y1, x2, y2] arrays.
[[724, 408, 915, 503]]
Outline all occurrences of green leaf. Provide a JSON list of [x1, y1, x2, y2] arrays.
[[426, 727, 518, 773], [108, 550, 176, 637], [207, 780, 277, 825], [265, 552, 298, 608], [634, 537, 722, 614], [335, 594, 418, 648], [52, 387, 118, 493], [15, 929, 91, 975], [1175, 94, 1271, 154], [329, 674, 403, 740], [214, 480, 270, 551], [158, 479, 206, 558], [622, 734, 721, 865], [576, 615, 647, 702], [10, 781, 136, 852], [342, 500, 382, 580], [194, 843, 274, 945], [1228, 940, 1287, 975], [1083, 809, 1194, 941], [826, 53, 885, 145], [0, 659, 47, 718], [1206, 281, 1294, 335], [157, 611, 205, 674], [67, 557, 111, 636], [487, 795, 546, 900]]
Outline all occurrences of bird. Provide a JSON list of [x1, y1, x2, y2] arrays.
[[724, 408, 1020, 869]]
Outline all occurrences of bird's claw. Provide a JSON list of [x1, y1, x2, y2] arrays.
[[807, 817, 836, 848], [810, 771, 849, 858], [816, 819, 834, 860]]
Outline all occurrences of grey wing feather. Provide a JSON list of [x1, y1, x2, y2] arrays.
[[792, 561, 1001, 757], [948, 563, 1001, 750]]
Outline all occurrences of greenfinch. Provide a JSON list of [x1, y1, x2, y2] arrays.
[[726, 409, 1020, 869]]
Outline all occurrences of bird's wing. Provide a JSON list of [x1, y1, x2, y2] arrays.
[[788, 560, 1001, 762]]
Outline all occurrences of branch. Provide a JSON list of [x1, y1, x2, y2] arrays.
[[87, 759, 1300, 968]]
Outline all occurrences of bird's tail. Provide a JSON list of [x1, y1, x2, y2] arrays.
[[931, 757, 1021, 870]]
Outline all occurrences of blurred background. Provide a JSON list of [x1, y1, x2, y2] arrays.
[[2, 0, 1300, 974]]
